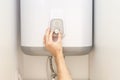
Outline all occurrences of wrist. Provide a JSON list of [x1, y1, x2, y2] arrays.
[[54, 50, 65, 65], [55, 50, 63, 58]]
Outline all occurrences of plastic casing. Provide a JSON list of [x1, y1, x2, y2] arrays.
[[21, 0, 93, 56]]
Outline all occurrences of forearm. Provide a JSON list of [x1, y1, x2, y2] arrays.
[[55, 51, 72, 80], [44, 28, 71, 79]]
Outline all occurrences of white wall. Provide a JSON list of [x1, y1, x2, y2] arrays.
[[0, 0, 19, 80], [89, 0, 120, 80], [22, 54, 89, 80]]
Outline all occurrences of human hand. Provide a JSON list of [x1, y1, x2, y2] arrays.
[[44, 28, 63, 57]]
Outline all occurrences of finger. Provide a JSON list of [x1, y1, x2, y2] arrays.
[[43, 34, 46, 44], [57, 32, 62, 42], [49, 30, 54, 41], [45, 28, 50, 41]]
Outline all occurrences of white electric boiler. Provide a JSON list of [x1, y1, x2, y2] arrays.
[[21, 0, 93, 56]]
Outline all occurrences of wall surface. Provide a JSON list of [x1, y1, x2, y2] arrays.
[[22, 54, 89, 80], [90, 0, 120, 80], [0, 0, 19, 80]]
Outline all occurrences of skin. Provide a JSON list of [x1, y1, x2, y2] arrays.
[[44, 28, 72, 80]]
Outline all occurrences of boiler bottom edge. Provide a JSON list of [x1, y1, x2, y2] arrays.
[[21, 46, 92, 56]]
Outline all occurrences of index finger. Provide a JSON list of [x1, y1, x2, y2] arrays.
[[44, 28, 50, 41], [57, 32, 62, 42]]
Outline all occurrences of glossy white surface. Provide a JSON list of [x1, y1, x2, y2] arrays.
[[21, 0, 92, 47]]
